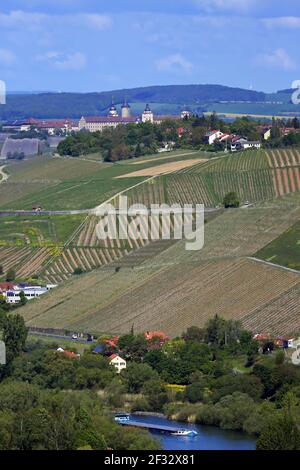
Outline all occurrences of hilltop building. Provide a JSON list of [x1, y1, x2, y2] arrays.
[[121, 99, 131, 119], [79, 101, 160, 132], [181, 108, 191, 119], [107, 97, 119, 117], [142, 103, 154, 123]]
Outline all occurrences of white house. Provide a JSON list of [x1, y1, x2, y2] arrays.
[[204, 130, 223, 145], [231, 138, 261, 152], [4, 285, 56, 304], [109, 354, 127, 374]]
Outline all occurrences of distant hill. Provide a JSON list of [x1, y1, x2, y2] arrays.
[[0, 84, 266, 120]]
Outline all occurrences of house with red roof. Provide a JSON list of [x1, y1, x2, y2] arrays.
[[0, 282, 18, 293], [144, 331, 170, 347], [56, 348, 80, 360], [108, 354, 126, 374]]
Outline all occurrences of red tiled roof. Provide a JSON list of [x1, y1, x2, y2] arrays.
[[0, 282, 17, 291], [61, 350, 80, 359], [36, 119, 77, 129], [109, 354, 119, 361], [83, 116, 136, 124], [144, 331, 169, 341]]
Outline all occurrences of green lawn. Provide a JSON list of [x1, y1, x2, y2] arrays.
[[256, 219, 300, 270]]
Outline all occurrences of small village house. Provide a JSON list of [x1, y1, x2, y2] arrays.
[[109, 354, 126, 374]]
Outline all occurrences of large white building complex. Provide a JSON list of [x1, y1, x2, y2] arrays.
[[79, 99, 157, 132]]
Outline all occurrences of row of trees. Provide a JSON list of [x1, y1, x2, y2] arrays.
[[57, 115, 271, 160]]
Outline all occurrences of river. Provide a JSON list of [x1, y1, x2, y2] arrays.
[[130, 414, 256, 450]]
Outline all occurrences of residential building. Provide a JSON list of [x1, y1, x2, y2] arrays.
[[262, 128, 271, 140], [204, 130, 223, 145], [0, 282, 18, 293], [3, 283, 57, 304], [36, 119, 77, 135], [109, 354, 127, 373], [57, 348, 80, 360], [231, 138, 261, 152]]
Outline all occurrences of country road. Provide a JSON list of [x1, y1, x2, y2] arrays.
[[0, 209, 91, 217], [29, 331, 94, 344]]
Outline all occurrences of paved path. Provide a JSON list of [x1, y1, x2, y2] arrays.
[[0, 209, 90, 217], [248, 256, 300, 275]]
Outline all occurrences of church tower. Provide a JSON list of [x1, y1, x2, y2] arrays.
[[121, 98, 131, 119], [142, 103, 154, 123], [107, 97, 118, 117]]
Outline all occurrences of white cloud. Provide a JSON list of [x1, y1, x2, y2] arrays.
[[0, 49, 16, 66], [193, 0, 257, 13], [256, 48, 297, 71], [0, 10, 46, 29], [54, 52, 87, 70], [0, 10, 112, 31], [262, 17, 300, 28], [155, 53, 193, 72], [36, 51, 87, 70], [82, 14, 112, 30]]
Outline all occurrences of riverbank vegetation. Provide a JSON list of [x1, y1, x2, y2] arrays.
[[1, 312, 300, 449]]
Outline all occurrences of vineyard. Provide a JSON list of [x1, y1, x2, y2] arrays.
[[18, 193, 300, 336], [0, 246, 53, 279], [266, 148, 300, 168], [242, 282, 300, 336], [166, 170, 275, 206], [181, 149, 269, 173], [19, 257, 300, 336]]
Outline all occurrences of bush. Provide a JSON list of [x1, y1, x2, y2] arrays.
[[73, 267, 84, 275], [223, 192, 240, 208]]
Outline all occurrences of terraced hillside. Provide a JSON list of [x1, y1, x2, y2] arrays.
[[19, 194, 300, 336]]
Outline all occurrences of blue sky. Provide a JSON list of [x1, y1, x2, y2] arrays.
[[0, 0, 299, 92]]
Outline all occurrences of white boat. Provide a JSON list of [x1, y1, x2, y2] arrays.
[[171, 429, 198, 437], [114, 412, 130, 422]]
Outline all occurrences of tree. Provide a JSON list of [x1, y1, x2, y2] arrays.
[[6, 268, 16, 282], [256, 398, 300, 450], [19, 291, 27, 306], [142, 379, 168, 411], [0, 313, 28, 369], [182, 326, 205, 342], [73, 267, 83, 275], [123, 363, 159, 393], [185, 381, 205, 403], [223, 192, 240, 209], [275, 349, 285, 366], [0, 265, 3, 275]]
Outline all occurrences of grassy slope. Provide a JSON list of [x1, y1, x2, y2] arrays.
[[256, 220, 300, 270], [0, 151, 206, 210], [18, 194, 300, 336], [0, 214, 85, 246]]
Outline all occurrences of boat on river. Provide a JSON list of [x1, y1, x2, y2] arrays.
[[171, 429, 198, 437]]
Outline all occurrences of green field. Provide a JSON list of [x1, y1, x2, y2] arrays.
[[0, 151, 208, 210], [256, 220, 300, 270], [0, 214, 85, 246], [183, 149, 269, 173]]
